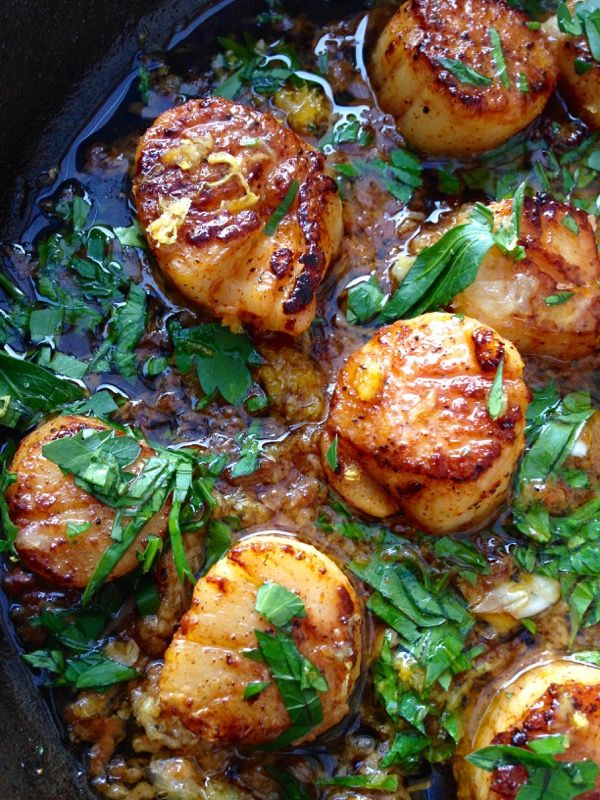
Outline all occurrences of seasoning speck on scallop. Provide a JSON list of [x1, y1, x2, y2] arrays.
[[456, 659, 600, 800], [133, 96, 343, 335], [159, 533, 362, 746], [6, 415, 168, 589], [370, 0, 557, 156], [321, 313, 529, 534]]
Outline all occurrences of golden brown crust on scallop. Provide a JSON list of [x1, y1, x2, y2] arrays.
[[159, 533, 362, 746], [322, 313, 529, 533], [547, 1, 600, 129], [7, 415, 168, 588], [370, 0, 557, 155], [133, 97, 343, 335], [447, 196, 600, 359]]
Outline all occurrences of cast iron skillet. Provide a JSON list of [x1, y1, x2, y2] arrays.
[[0, 0, 371, 797]]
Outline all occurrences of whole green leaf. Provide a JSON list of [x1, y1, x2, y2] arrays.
[[0, 350, 85, 429], [380, 215, 494, 322]]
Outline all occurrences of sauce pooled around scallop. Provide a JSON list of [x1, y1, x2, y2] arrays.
[[159, 533, 362, 746], [134, 96, 343, 335], [321, 313, 529, 534]]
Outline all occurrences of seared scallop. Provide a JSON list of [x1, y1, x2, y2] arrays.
[[456, 658, 600, 800], [6, 415, 168, 588], [410, 196, 600, 360], [546, 5, 600, 129], [321, 313, 529, 534], [159, 533, 362, 746], [370, 0, 557, 156], [133, 97, 343, 335]]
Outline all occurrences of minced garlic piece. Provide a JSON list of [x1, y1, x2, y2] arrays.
[[205, 152, 259, 212], [162, 132, 214, 170], [147, 197, 192, 246]]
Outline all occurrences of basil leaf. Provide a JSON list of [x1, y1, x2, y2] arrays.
[[437, 57, 492, 86], [489, 27, 510, 89], [114, 219, 147, 249], [201, 518, 233, 575], [325, 434, 339, 472], [346, 276, 385, 323], [243, 680, 270, 699], [255, 628, 323, 733], [255, 581, 306, 627], [135, 576, 160, 616], [380, 211, 494, 322], [487, 356, 505, 420], [63, 651, 139, 689], [318, 775, 398, 791], [264, 180, 299, 235], [380, 732, 429, 768], [0, 350, 86, 429], [170, 320, 262, 406]]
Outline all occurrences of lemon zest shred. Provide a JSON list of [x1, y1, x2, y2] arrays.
[[146, 197, 192, 246], [205, 152, 259, 212], [162, 133, 215, 171]]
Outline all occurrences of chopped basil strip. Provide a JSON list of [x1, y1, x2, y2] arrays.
[[264, 180, 299, 235], [243, 680, 271, 699], [487, 356, 505, 420], [467, 737, 598, 800], [437, 57, 492, 87], [325, 434, 339, 472], [489, 27, 510, 89], [255, 581, 307, 627]]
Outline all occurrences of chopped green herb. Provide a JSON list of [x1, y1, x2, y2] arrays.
[[517, 72, 530, 92], [114, 219, 147, 249], [0, 350, 85, 430], [467, 737, 598, 800], [201, 518, 234, 575], [170, 320, 263, 406], [346, 276, 386, 324], [66, 522, 92, 539], [489, 27, 510, 89], [243, 680, 271, 699], [135, 576, 161, 616], [377, 205, 496, 323], [562, 213, 580, 234], [487, 356, 505, 420], [544, 291, 575, 305], [318, 774, 399, 791], [264, 180, 299, 235], [437, 57, 492, 87], [138, 66, 151, 104], [255, 581, 306, 627], [325, 434, 339, 472], [137, 536, 163, 573]]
